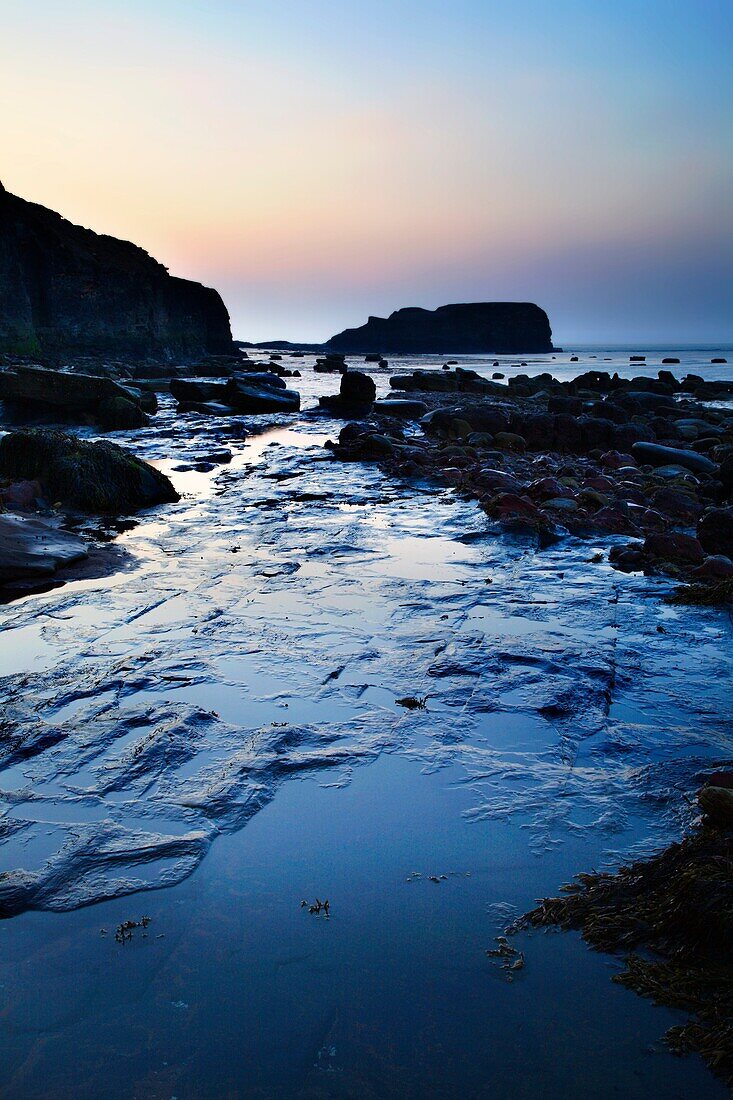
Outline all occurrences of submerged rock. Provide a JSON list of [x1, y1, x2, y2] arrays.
[[0, 429, 179, 512]]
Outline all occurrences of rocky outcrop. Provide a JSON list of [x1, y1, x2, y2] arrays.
[[0, 182, 233, 359], [0, 429, 179, 512], [326, 302, 554, 354]]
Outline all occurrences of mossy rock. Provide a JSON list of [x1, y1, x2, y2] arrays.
[[97, 396, 148, 430], [0, 429, 179, 513]]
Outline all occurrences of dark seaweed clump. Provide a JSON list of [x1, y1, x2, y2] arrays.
[[666, 578, 733, 606], [511, 825, 733, 1087]]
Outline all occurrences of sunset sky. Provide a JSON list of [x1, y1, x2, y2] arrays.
[[2, 0, 731, 343]]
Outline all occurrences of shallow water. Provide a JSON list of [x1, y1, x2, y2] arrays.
[[0, 347, 731, 1096]]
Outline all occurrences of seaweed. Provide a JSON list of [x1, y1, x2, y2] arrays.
[[301, 898, 330, 917], [666, 578, 733, 606], [114, 915, 152, 944], [510, 824, 733, 1087], [396, 695, 427, 710]]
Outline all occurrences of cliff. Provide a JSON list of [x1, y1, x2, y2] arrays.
[[0, 182, 233, 359], [326, 302, 554, 354]]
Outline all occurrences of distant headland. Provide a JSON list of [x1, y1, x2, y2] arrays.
[[326, 302, 554, 354], [239, 302, 555, 355]]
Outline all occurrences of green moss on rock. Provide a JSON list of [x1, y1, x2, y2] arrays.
[[0, 429, 179, 513]]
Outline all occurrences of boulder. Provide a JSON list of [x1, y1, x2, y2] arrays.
[[631, 441, 717, 476], [0, 513, 88, 581], [697, 507, 733, 557], [494, 432, 527, 452], [373, 398, 427, 418], [314, 354, 347, 373], [319, 370, 376, 414], [170, 379, 229, 404], [650, 486, 703, 522], [224, 375, 300, 414], [643, 532, 705, 566], [615, 390, 676, 414], [97, 396, 147, 430], [693, 555, 733, 580], [341, 370, 376, 405], [0, 429, 179, 512], [698, 785, 733, 827]]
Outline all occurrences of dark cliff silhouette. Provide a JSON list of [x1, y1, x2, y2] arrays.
[[0, 182, 233, 359], [326, 302, 554, 354]]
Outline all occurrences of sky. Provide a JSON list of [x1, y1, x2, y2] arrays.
[[1, 0, 732, 344]]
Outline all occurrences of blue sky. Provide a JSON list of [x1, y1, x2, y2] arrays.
[[1, 0, 731, 342]]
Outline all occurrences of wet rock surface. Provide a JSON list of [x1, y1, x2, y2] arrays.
[[0, 513, 88, 581]]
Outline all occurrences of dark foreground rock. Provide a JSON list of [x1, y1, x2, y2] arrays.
[[0, 513, 88, 581], [326, 302, 554, 354], [226, 373, 300, 414], [698, 506, 733, 557], [0, 364, 152, 428], [0, 181, 233, 358], [632, 441, 717, 476], [0, 429, 179, 512]]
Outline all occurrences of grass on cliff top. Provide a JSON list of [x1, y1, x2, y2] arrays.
[[511, 823, 733, 1088]]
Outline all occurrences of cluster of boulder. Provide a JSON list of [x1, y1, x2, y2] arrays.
[[0, 355, 305, 596], [326, 366, 733, 591], [170, 370, 300, 416], [314, 352, 348, 374], [0, 357, 305, 426]]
